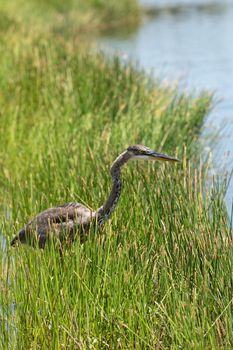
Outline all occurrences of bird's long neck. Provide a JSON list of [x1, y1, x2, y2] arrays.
[[96, 151, 131, 225]]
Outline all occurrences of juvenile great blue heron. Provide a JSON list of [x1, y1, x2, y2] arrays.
[[11, 145, 178, 248]]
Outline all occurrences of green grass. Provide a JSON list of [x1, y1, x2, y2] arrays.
[[0, 0, 140, 34], [0, 2, 232, 349]]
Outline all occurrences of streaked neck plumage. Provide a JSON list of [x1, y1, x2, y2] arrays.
[[97, 150, 131, 225]]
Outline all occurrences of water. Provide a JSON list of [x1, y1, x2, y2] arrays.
[[98, 0, 233, 214]]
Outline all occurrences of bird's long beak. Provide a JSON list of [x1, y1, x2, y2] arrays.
[[149, 151, 179, 162]]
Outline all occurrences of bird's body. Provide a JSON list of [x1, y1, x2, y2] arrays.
[[11, 145, 178, 248], [11, 202, 96, 248]]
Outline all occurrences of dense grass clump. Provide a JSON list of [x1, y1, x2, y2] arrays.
[[0, 0, 140, 34], [0, 2, 232, 349]]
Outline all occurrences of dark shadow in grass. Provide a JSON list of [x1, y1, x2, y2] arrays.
[[0, 11, 19, 32]]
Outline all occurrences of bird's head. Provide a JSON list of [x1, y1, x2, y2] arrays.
[[127, 144, 179, 162]]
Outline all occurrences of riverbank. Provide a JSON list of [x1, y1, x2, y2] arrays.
[[0, 1, 232, 349]]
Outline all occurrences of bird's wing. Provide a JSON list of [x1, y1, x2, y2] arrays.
[[11, 203, 94, 246], [27, 202, 94, 229]]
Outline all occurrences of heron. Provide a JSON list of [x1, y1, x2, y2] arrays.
[[11, 144, 178, 248]]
